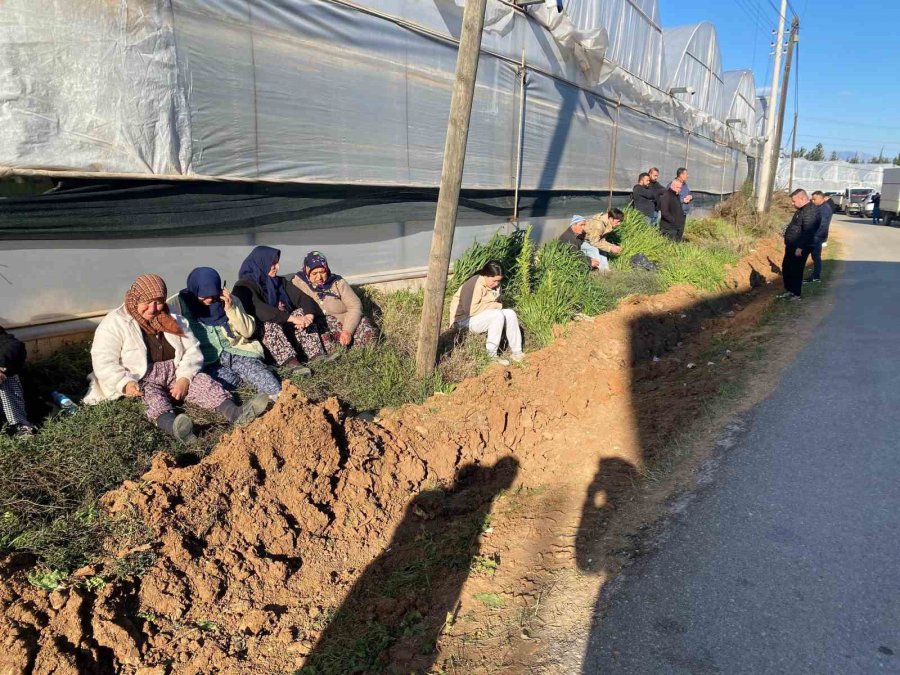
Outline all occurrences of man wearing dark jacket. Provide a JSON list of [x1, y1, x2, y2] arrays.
[[807, 191, 833, 283], [659, 178, 687, 241], [0, 325, 35, 435], [781, 189, 820, 299], [647, 167, 666, 224], [558, 215, 599, 269], [632, 172, 657, 221]]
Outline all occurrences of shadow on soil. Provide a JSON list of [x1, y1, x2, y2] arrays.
[[299, 456, 519, 674]]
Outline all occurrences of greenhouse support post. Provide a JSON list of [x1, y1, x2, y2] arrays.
[[512, 49, 526, 223], [415, 0, 488, 376], [607, 98, 622, 210]]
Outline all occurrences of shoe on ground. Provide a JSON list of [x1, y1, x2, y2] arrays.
[[283, 358, 312, 377], [510, 352, 526, 363], [775, 292, 794, 299], [14, 424, 36, 439], [489, 355, 511, 366], [788, 294, 802, 302], [310, 349, 343, 364], [156, 411, 196, 444], [236, 393, 271, 425]]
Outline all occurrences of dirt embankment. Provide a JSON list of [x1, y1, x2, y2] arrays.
[[0, 238, 788, 674]]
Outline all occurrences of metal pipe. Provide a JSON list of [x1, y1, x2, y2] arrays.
[[607, 98, 622, 210], [512, 49, 526, 222]]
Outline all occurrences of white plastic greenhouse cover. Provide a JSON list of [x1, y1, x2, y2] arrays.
[[776, 158, 885, 193], [756, 91, 769, 138], [564, 0, 664, 87], [663, 22, 724, 119], [0, 0, 753, 195], [722, 70, 756, 144]]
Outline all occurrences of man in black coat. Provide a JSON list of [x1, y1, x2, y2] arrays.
[[807, 191, 833, 283], [659, 178, 687, 241], [631, 172, 657, 221], [0, 325, 35, 435], [781, 189, 820, 300], [647, 167, 666, 224]]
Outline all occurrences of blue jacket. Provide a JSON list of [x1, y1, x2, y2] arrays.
[[815, 202, 832, 244]]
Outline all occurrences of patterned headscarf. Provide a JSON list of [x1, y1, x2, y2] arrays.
[[297, 250, 342, 300], [125, 274, 183, 336]]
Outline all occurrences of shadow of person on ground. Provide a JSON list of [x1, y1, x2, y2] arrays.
[[301, 456, 519, 674]]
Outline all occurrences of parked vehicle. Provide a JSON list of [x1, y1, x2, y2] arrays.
[[844, 187, 876, 216], [880, 168, 900, 226], [825, 191, 845, 213]]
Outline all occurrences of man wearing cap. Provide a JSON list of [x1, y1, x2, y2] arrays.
[[558, 215, 601, 269], [581, 208, 625, 271]]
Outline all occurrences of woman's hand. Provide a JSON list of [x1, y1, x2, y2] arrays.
[[169, 378, 190, 401], [339, 331, 352, 347], [221, 287, 233, 310], [0, 369, 7, 385], [124, 381, 143, 398], [289, 314, 313, 329]]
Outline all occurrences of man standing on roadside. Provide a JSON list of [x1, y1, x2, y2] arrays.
[[780, 188, 820, 300], [674, 167, 694, 215], [659, 178, 687, 241], [632, 172, 657, 222], [807, 191, 833, 283], [647, 167, 666, 224]]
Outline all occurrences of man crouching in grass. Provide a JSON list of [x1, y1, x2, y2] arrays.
[[581, 208, 625, 272]]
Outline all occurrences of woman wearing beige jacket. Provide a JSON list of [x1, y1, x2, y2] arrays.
[[291, 251, 377, 352], [448, 261, 524, 365]]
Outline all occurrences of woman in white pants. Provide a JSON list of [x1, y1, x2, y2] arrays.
[[448, 261, 524, 365]]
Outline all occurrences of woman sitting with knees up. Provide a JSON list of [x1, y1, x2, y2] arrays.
[[171, 267, 282, 402], [290, 251, 377, 353], [85, 274, 269, 443], [232, 246, 326, 375], [448, 261, 524, 366]]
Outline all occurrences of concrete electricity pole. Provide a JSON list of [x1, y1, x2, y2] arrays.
[[756, 0, 788, 213], [415, 0, 488, 376], [766, 16, 799, 206]]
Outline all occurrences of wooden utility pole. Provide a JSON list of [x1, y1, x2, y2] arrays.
[[765, 15, 799, 207], [755, 0, 788, 212], [788, 110, 799, 192], [415, 0, 488, 376]]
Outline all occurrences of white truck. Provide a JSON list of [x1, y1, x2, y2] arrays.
[[880, 167, 900, 226]]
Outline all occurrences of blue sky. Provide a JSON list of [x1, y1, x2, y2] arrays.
[[659, 0, 900, 160]]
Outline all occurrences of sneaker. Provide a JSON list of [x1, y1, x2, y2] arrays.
[[14, 424, 36, 439], [510, 352, 526, 363], [775, 292, 794, 300], [489, 355, 511, 366], [788, 294, 802, 302]]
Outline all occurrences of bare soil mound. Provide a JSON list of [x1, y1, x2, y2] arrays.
[[0, 237, 787, 674]]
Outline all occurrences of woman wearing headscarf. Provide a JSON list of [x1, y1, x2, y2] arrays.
[[85, 274, 269, 443], [170, 267, 281, 400], [0, 325, 36, 436], [290, 251, 376, 352], [232, 246, 325, 372]]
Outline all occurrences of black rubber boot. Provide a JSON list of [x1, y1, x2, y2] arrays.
[[217, 394, 269, 425], [156, 411, 196, 444]]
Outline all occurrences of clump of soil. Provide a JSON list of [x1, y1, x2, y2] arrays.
[[0, 237, 788, 674]]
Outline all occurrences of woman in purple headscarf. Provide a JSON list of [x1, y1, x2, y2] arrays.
[[232, 246, 326, 373], [171, 267, 282, 399], [291, 251, 377, 352]]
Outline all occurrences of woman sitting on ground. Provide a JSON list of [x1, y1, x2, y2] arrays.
[[171, 267, 282, 401], [232, 246, 325, 374], [290, 251, 377, 352], [0, 325, 36, 436], [85, 274, 269, 443], [448, 261, 524, 366]]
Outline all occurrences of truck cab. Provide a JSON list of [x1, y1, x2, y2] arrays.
[[844, 187, 875, 216]]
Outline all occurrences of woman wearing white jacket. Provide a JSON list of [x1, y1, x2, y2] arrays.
[[85, 274, 268, 443]]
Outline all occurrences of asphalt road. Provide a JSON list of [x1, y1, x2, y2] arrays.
[[582, 215, 900, 674]]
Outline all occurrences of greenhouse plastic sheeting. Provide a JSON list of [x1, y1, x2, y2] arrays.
[[0, 0, 755, 193], [663, 22, 724, 119], [776, 158, 886, 193], [722, 70, 756, 146]]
